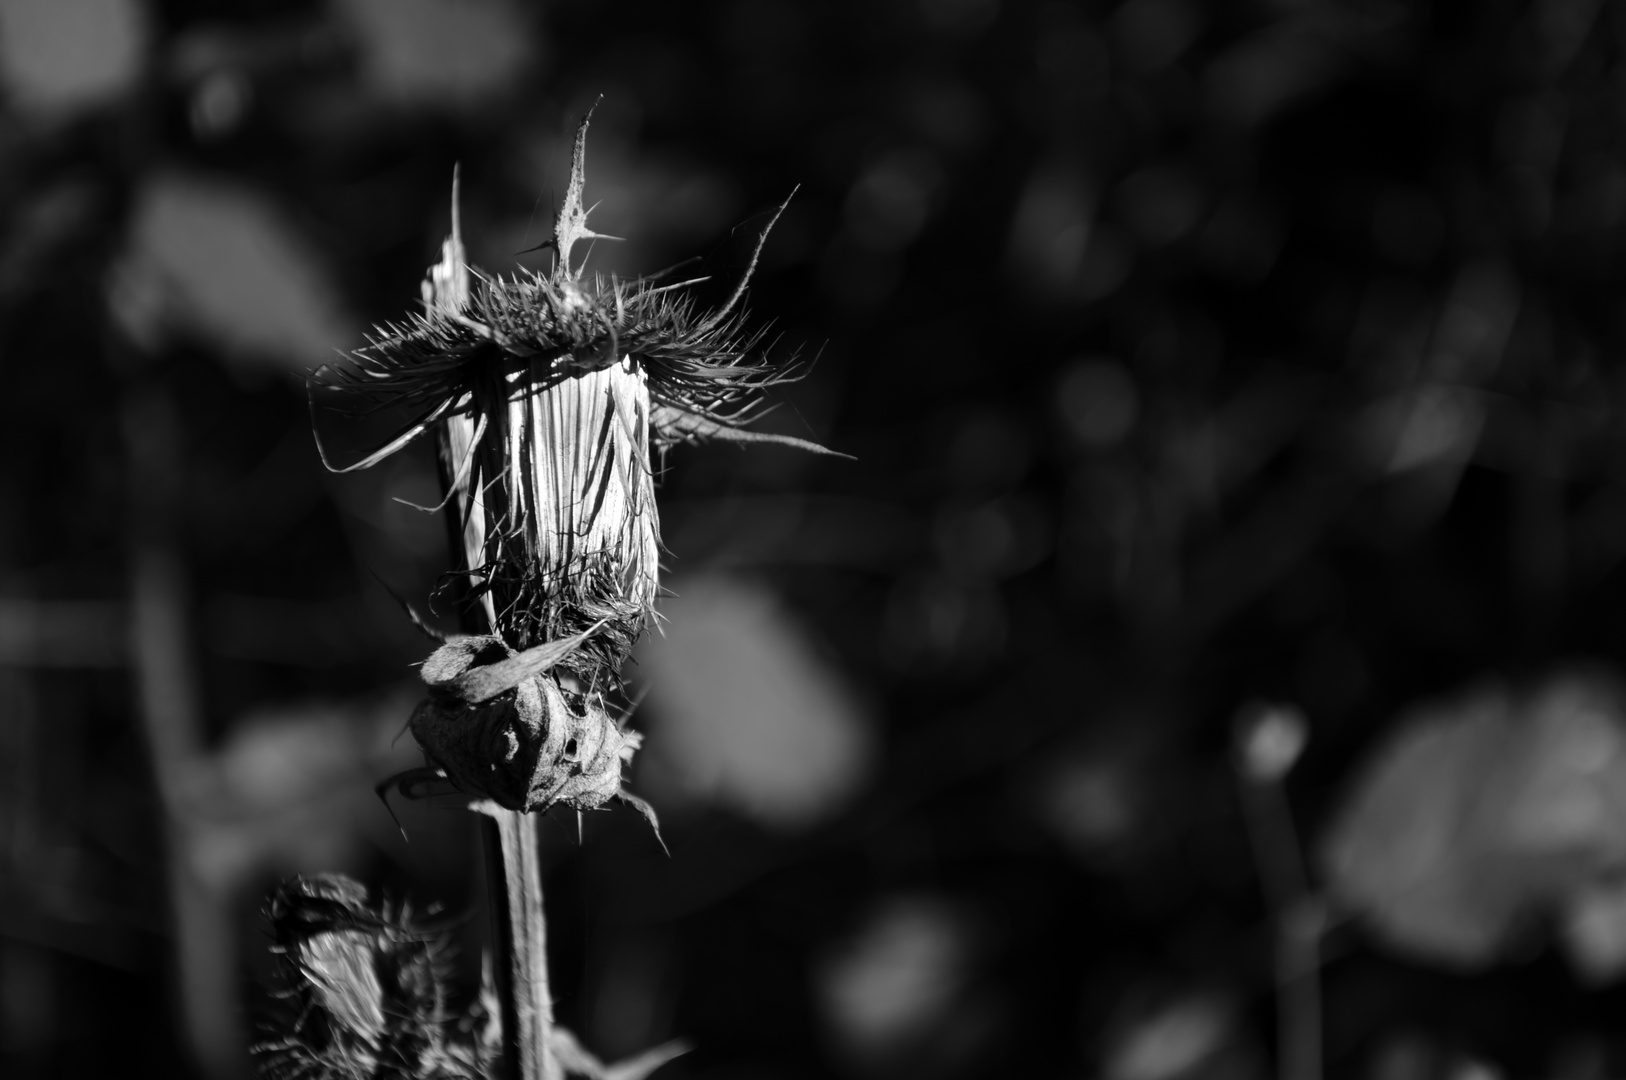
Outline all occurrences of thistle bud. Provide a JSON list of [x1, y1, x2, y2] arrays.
[[315, 110, 822, 658], [253, 875, 475, 1080], [318, 108, 830, 818]]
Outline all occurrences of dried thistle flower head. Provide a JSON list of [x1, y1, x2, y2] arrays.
[[320, 106, 838, 820], [314, 108, 830, 670]]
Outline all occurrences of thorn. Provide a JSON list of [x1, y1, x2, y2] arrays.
[[603, 1039, 692, 1080], [515, 238, 557, 256], [617, 791, 669, 856], [367, 566, 449, 642], [650, 404, 853, 459], [377, 767, 457, 834], [640, 254, 703, 284], [615, 682, 653, 726], [552, 97, 604, 277], [449, 162, 462, 252], [695, 186, 798, 336], [375, 774, 411, 842]]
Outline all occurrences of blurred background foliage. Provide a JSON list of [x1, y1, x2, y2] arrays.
[[2, 0, 1626, 1077]]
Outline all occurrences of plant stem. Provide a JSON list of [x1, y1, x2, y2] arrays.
[[123, 384, 243, 1078], [480, 810, 559, 1080], [439, 409, 559, 1079], [1239, 772, 1322, 1080], [424, 171, 580, 1080]]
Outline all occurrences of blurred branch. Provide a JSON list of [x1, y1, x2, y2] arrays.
[[123, 383, 244, 1080], [0, 600, 125, 667], [1236, 704, 1322, 1080]]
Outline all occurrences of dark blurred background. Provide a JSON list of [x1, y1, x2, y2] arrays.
[[4, 0, 1626, 1077]]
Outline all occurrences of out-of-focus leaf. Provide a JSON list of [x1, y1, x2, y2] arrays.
[[1056, 358, 1139, 446], [1321, 682, 1524, 964], [843, 148, 944, 253], [178, 685, 423, 891], [1358, 385, 1486, 476], [1430, 263, 1521, 382], [1352, 382, 1486, 527], [1115, 166, 1206, 247], [893, 75, 992, 156], [634, 574, 875, 830], [336, 0, 535, 110], [1030, 709, 1189, 867], [1102, 992, 1236, 1080], [918, 0, 999, 35], [882, 571, 1007, 673], [1112, 0, 1202, 73], [1036, 752, 1139, 857], [1005, 165, 1094, 300], [0, 0, 148, 118], [1559, 877, 1626, 984], [1203, 0, 1411, 126], [815, 895, 980, 1071], [1322, 670, 1626, 969], [932, 494, 1052, 580], [0, 180, 99, 299], [1204, 25, 1337, 128], [113, 174, 357, 368]]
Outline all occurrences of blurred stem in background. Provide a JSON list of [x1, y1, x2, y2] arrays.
[[123, 378, 242, 1078], [1236, 703, 1320, 1080]]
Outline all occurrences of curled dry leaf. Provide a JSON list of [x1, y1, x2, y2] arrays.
[[410, 632, 647, 818]]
